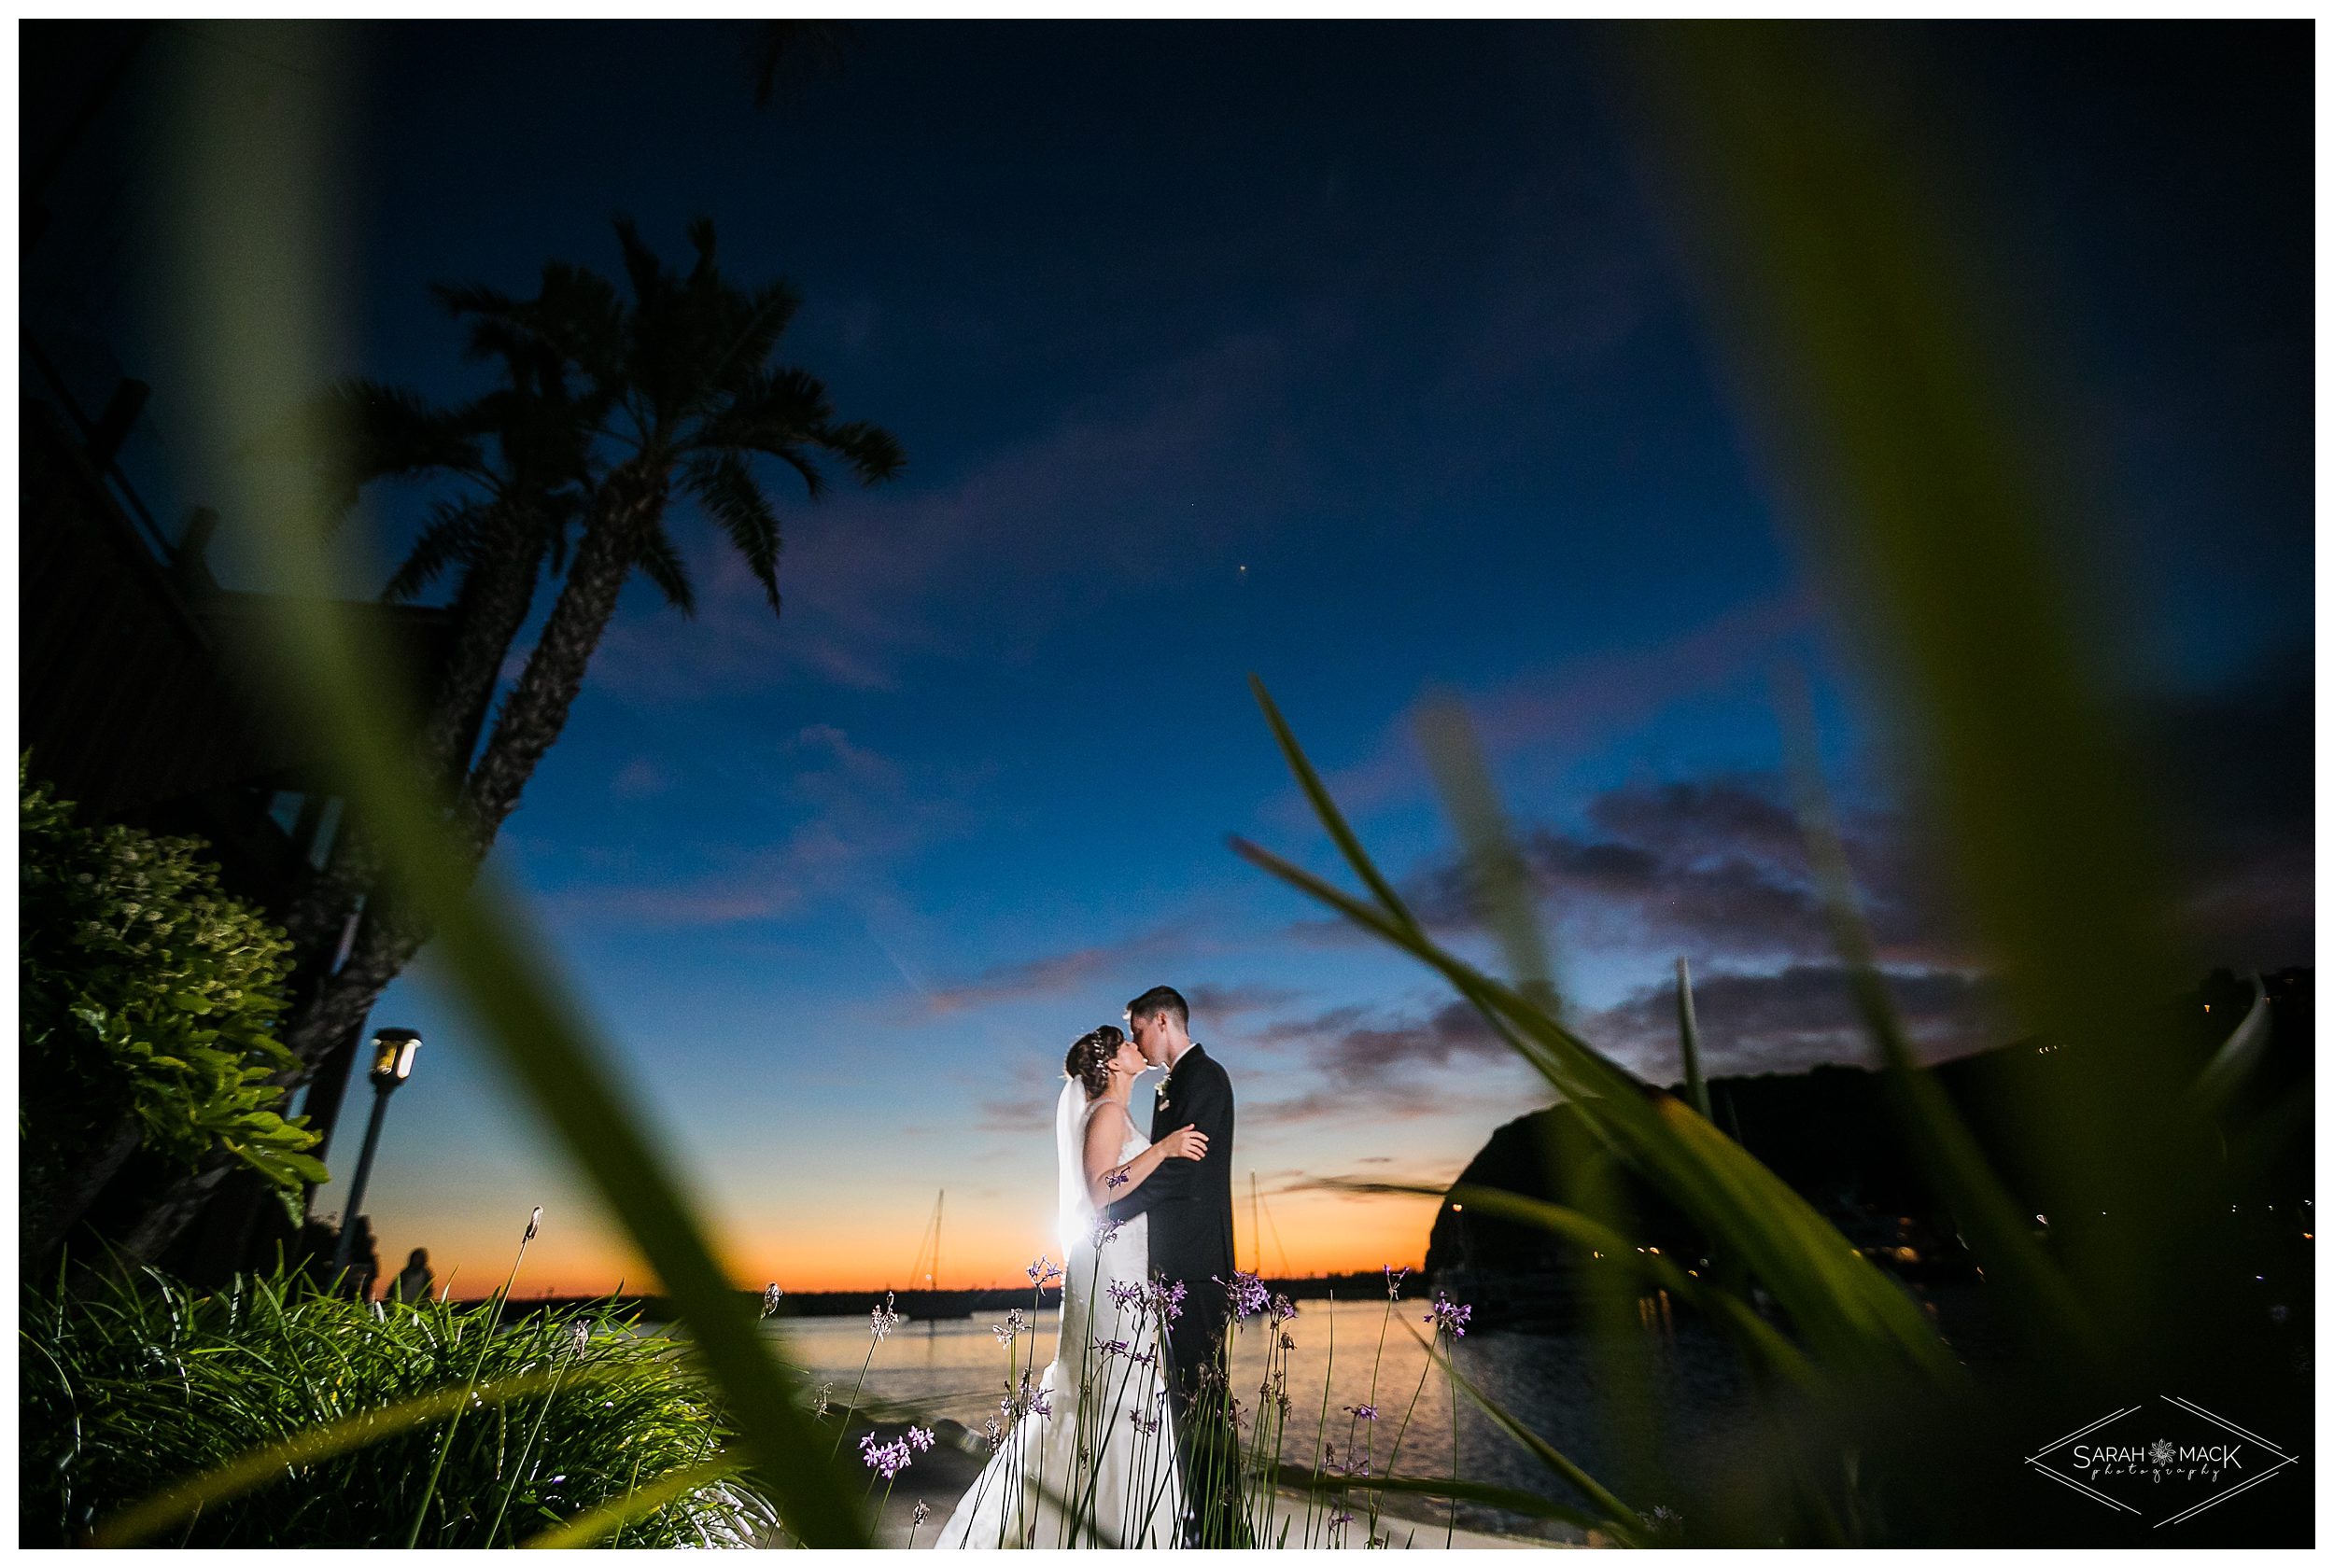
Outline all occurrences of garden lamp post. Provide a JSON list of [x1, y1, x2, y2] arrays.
[[331, 1028, 422, 1275]]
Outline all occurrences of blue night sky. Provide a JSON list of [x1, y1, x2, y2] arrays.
[[35, 22, 2311, 1293]]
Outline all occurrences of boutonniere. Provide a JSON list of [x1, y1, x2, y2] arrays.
[[1154, 1063, 1176, 1113]]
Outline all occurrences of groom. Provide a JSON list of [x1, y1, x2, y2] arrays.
[[1104, 985, 1246, 1547]]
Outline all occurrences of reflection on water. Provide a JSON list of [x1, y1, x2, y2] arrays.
[[758, 1295, 1764, 1540]]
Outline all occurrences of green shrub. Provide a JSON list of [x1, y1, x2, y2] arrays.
[[21, 1265, 776, 1547], [19, 761, 325, 1230]]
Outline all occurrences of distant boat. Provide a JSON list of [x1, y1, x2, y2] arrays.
[[898, 1189, 976, 1321]]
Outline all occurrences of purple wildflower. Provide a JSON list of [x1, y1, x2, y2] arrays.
[[1148, 1275, 1188, 1323], [1426, 1289, 1472, 1339], [870, 1291, 901, 1340], [907, 1425, 935, 1452], [1344, 1402, 1379, 1421], [1385, 1264, 1410, 1301], [1106, 1280, 1144, 1312], [1106, 1169, 1131, 1189], [860, 1430, 917, 1479], [991, 1308, 1029, 1346], [1271, 1294, 1299, 1323], [981, 1417, 1004, 1451], [1216, 1269, 1270, 1319], [1026, 1254, 1062, 1286], [1092, 1216, 1126, 1248]]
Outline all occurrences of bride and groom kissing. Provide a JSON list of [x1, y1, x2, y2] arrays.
[[934, 986, 1252, 1549]]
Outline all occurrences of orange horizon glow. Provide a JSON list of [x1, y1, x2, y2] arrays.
[[370, 1187, 1445, 1302]]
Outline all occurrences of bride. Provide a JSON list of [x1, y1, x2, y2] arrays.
[[934, 1025, 1207, 1549]]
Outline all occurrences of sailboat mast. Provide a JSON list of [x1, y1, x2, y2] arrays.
[[935, 1189, 944, 1292], [1249, 1171, 1260, 1275]]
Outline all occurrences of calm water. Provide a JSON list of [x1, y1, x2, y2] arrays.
[[761, 1296, 1764, 1540]]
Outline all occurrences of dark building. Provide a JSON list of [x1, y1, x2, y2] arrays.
[[22, 365, 452, 1281]]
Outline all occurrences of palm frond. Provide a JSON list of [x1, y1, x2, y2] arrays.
[[683, 453, 781, 613], [820, 419, 907, 485], [630, 523, 697, 618], [382, 499, 486, 604]]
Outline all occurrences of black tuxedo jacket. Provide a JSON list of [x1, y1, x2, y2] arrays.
[[1105, 1043, 1236, 1295]]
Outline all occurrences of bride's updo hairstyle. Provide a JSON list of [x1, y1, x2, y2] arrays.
[[1064, 1025, 1125, 1098]]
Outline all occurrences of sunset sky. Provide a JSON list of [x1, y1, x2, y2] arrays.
[[34, 22, 2309, 1295]]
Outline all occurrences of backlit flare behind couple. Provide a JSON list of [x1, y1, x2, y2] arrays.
[[935, 986, 1251, 1549]]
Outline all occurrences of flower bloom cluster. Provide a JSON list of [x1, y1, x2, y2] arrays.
[[1106, 1280, 1145, 1313], [1270, 1294, 1299, 1323], [1385, 1264, 1410, 1301], [860, 1431, 914, 1480], [1092, 1216, 1126, 1248], [1027, 1255, 1062, 1287], [992, 1308, 1029, 1347], [1344, 1402, 1379, 1421], [761, 1282, 785, 1318], [870, 1292, 902, 1341], [1129, 1408, 1162, 1436], [1148, 1275, 1188, 1323], [1216, 1269, 1270, 1319], [911, 1501, 932, 1527], [1426, 1289, 1472, 1339], [1105, 1169, 1131, 1189], [1004, 1369, 1052, 1421]]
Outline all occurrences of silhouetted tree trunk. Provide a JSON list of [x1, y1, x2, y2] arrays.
[[120, 485, 654, 1267]]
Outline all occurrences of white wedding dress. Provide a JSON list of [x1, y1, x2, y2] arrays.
[[934, 1085, 1185, 1549]]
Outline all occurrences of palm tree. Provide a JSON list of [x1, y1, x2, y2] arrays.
[[125, 219, 903, 1261], [274, 345, 599, 961]]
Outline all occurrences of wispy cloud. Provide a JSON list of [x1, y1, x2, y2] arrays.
[[1280, 589, 1819, 828], [548, 724, 967, 931], [919, 922, 1201, 1017], [1579, 962, 2004, 1080], [593, 323, 1332, 702]]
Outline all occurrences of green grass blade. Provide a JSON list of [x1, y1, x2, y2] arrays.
[[86, 1365, 630, 1547], [1402, 1322, 1644, 1546], [1248, 674, 1425, 932], [1231, 830, 1958, 1384], [1323, 1177, 1821, 1393], [167, 100, 869, 1543], [521, 1454, 743, 1548], [1413, 694, 1559, 1009], [1616, 22, 2207, 1355], [1779, 680, 2097, 1371]]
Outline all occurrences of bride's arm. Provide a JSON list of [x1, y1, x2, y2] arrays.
[[1086, 1113, 1205, 1210]]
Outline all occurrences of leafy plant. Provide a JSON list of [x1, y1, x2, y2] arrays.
[[20, 762, 325, 1260], [23, 1262, 772, 1548]]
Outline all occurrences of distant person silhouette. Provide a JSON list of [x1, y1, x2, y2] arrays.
[[389, 1248, 434, 1305]]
